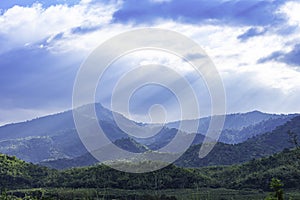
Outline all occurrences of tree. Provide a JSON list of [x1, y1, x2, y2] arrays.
[[287, 130, 299, 149], [265, 178, 284, 200]]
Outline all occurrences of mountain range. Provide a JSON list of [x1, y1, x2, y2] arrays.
[[0, 104, 298, 169]]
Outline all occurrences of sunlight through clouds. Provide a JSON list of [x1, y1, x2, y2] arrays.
[[1, 0, 300, 124]]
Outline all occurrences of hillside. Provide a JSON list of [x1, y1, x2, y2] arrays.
[[175, 116, 300, 167], [0, 104, 132, 163], [40, 137, 149, 169], [0, 154, 54, 189], [0, 106, 297, 165], [1, 148, 299, 192], [167, 111, 298, 144], [200, 148, 300, 190], [42, 115, 300, 169]]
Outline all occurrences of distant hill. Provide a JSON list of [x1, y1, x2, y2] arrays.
[[219, 116, 295, 144], [40, 137, 149, 169], [42, 115, 300, 169], [0, 104, 132, 163], [0, 104, 298, 165], [167, 111, 298, 144], [175, 116, 300, 167]]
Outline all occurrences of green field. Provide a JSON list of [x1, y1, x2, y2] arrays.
[[3, 188, 300, 200], [1, 148, 299, 199]]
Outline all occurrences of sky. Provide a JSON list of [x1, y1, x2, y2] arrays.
[[1, 0, 300, 125]]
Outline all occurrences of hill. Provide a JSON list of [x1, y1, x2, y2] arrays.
[[1, 148, 299, 192], [167, 111, 298, 144], [0, 105, 297, 166], [0, 154, 54, 189], [175, 116, 300, 167], [40, 137, 149, 169], [42, 115, 300, 169], [200, 148, 300, 190]]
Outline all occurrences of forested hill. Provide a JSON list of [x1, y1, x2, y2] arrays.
[[0, 154, 55, 189], [175, 116, 300, 167], [1, 148, 299, 191], [0, 107, 297, 165], [41, 115, 300, 169]]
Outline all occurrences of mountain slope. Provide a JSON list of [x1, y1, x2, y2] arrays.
[[175, 116, 300, 167], [41, 115, 300, 169], [0, 104, 121, 141], [1, 148, 299, 192], [43, 115, 300, 169], [40, 137, 149, 169], [167, 111, 298, 144], [219, 115, 297, 144], [0, 154, 54, 189], [0, 106, 297, 164], [0, 104, 133, 163], [200, 148, 300, 190]]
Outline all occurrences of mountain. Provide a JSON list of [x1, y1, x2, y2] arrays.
[[0, 104, 125, 141], [40, 137, 150, 169], [42, 115, 300, 170], [167, 111, 298, 144], [175, 116, 300, 167], [0, 104, 133, 163], [0, 136, 68, 163], [219, 116, 295, 144], [0, 105, 297, 165]]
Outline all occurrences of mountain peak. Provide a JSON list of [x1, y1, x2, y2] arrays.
[[248, 110, 263, 114]]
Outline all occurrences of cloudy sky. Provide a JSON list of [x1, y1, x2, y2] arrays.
[[1, 0, 300, 125]]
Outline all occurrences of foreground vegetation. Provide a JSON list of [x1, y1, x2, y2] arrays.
[[0, 148, 300, 199], [2, 188, 300, 200]]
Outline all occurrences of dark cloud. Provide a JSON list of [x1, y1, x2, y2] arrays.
[[238, 27, 266, 41], [258, 44, 300, 67], [284, 44, 300, 66], [113, 0, 287, 26], [257, 51, 284, 64], [277, 25, 299, 36], [0, 46, 81, 110], [51, 32, 65, 41], [71, 26, 101, 35]]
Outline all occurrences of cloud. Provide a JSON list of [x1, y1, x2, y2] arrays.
[[113, 0, 287, 26], [278, 1, 300, 27], [0, 46, 82, 113], [1, 0, 300, 125], [0, 0, 81, 10], [258, 44, 300, 67], [284, 44, 300, 66], [257, 51, 284, 64], [237, 27, 266, 41], [0, 1, 118, 53]]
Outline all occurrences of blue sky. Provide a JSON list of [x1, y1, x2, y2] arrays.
[[1, 0, 300, 125]]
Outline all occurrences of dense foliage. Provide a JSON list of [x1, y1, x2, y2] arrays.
[[1, 148, 300, 192], [175, 116, 300, 167], [0, 154, 55, 189]]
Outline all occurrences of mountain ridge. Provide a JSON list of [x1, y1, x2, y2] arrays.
[[0, 104, 298, 165]]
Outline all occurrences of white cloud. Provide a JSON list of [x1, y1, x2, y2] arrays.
[[1, 0, 300, 125], [0, 1, 120, 53], [279, 1, 300, 26]]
